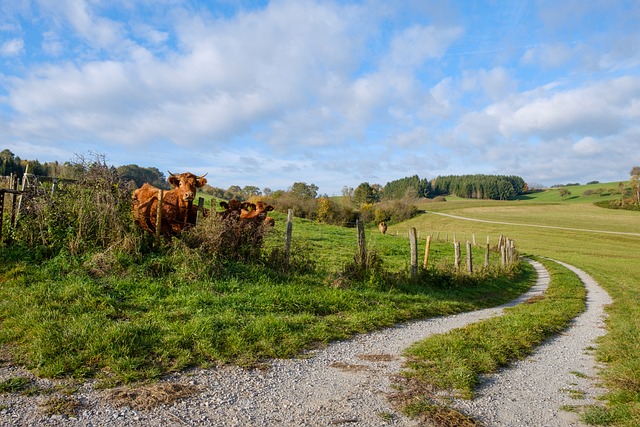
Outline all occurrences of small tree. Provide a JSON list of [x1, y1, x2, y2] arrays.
[[558, 188, 571, 200]]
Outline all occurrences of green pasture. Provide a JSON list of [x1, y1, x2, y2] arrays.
[[391, 196, 640, 425]]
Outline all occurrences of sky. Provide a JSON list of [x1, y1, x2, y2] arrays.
[[1, 0, 640, 195]]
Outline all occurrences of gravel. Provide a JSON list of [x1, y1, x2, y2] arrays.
[[0, 259, 611, 427]]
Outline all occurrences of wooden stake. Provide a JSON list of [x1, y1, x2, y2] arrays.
[[409, 227, 418, 279], [423, 235, 431, 269], [285, 209, 293, 264]]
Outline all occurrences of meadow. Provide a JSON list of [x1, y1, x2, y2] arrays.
[[0, 181, 637, 425]]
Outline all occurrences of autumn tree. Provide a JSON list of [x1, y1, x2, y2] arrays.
[[630, 166, 640, 204]]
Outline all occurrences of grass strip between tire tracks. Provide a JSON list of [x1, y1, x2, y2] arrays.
[[394, 257, 586, 424]]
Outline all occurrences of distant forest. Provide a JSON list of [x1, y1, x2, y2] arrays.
[[383, 174, 527, 201]]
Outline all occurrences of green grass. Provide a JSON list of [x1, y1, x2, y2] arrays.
[[391, 196, 640, 426], [0, 217, 529, 387], [400, 258, 585, 399]]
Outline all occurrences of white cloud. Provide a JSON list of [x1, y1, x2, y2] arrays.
[[384, 24, 463, 71], [572, 136, 603, 155], [1, 38, 24, 56], [491, 76, 640, 138]]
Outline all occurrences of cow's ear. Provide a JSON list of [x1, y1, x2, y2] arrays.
[[220, 201, 229, 209], [196, 178, 207, 187], [266, 205, 274, 212], [168, 176, 180, 187]]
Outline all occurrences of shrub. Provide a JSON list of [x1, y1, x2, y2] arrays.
[[315, 197, 357, 227], [9, 157, 136, 256], [181, 213, 270, 263]]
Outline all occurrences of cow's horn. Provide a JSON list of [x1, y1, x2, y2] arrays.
[[168, 171, 175, 176], [198, 172, 208, 179]]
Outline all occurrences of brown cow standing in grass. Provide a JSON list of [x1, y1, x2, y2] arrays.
[[378, 221, 387, 234], [132, 171, 207, 236]]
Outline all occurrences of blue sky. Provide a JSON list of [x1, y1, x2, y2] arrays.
[[1, 0, 639, 195]]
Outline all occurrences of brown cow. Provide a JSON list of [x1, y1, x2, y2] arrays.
[[240, 201, 275, 226], [132, 171, 207, 236], [378, 221, 387, 234], [218, 199, 253, 220]]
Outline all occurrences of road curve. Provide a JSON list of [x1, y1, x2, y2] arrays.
[[449, 260, 612, 426]]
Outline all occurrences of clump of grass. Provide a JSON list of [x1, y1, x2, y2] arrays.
[[0, 376, 31, 393], [41, 395, 82, 417]]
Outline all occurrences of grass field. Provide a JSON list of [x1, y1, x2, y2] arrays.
[[390, 186, 640, 425]]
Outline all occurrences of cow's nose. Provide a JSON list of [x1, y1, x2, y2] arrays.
[[184, 192, 195, 201]]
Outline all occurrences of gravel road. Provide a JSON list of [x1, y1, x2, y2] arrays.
[[0, 259, 610, 427]]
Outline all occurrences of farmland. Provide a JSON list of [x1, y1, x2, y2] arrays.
[[1, 180, 639, 425]]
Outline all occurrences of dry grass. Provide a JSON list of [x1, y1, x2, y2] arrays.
[[104, 382, 200, 410], [329, 362, 371, 372], [357, 354, 398, 362], [41, 395, 83, 417]]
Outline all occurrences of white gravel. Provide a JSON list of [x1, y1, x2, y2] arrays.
[[0, 259, 610, 427]]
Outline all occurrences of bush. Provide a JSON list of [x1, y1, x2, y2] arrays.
[[181, 213, 270, 263], [366, 199, 418, 225], [316, 197, 357, 227], [8, 158, 136, 256]]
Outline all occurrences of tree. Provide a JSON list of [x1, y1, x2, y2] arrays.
[[289, 182, 318, 199], [117, 164, 166, 188], [558, 188, 571, 200], [243, 186, 261, 197], [353, 182, 378, 207]]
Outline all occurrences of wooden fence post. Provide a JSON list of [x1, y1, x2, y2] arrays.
[[155, 189, 163, 240], [501, 244, 507, 267], [196, 197, 205, 223], [484, 242, 490, 268], [14, 165, 28, 226], [284, 209, 293, 264], [356, 219, 366, 267], [466, 241, 473, 273], [10, 174, 18, 226], [454, 241, 461, 270], [409, 227, 418, 279], [423, 235, 431, 269], [0, 190, 4, 242]]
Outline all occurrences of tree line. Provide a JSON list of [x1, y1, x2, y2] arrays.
[[430, 174, 527, 200]]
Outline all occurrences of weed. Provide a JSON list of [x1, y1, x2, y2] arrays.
[[41, 395, 81, 417], [0, 377, 31, 393]]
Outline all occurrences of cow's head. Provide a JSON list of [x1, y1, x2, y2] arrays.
[[167, 171, 208, 202]]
